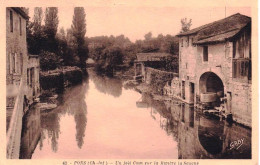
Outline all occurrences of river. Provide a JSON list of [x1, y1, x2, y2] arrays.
[[19, 69, 251, 159]]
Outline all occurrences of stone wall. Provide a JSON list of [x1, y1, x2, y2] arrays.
[[230, 81, 252, 127], [6, 8, 28, 108], [6, 8, 27, 85], [144, 67, 178, 94]]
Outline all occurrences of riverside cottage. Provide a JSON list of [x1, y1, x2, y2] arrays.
[[6, 7, 40, 158], [176, 13, 251, 127], [134, 53, 178, 83]]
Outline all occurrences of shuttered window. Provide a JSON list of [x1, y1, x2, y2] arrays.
[[233, 59, 251, 80], [10, 10, 13, 32], [19, 17, 22, 36], [203, 46, 208, 61]]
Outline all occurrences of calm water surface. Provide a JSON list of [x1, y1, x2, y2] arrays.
[[20, 70, 251, 159]]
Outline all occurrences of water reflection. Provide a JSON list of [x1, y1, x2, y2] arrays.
[[138, 93, 251, 159], [20, 70, 251, 159], [19, 104, 41, 159], [89, 70, 123, 97], [33, 79, 88, 157]]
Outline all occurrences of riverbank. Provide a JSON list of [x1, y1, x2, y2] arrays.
[[40, 66, 83, 91], [39, 66, 85, 112]]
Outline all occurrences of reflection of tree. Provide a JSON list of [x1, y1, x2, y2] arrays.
[[139, 93, 175, 136], [41, 112, 60, 153], [73, 82, 88, 149], [89, 70, 122, 97], [40, 78, 89, 151]]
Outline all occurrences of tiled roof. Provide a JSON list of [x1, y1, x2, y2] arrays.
[[136, 53, 172, 62], [177, 13, 251, 44]]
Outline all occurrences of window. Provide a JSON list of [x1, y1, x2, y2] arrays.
[[233, 59, 251, 80], [15, 53, 18, 73], [181, 39, 183, 47], [233, 41, 236, 58], [191, 38, 195, 47], [187, 37, 189, 47], [10, 10, 13, 32], [12, 53, 15, 73], [203, 46, 208, 61], [20, 53, 23, 74], [27, 69, 30, 85], [19, 17, 22, 36]]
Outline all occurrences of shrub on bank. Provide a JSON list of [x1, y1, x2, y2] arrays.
[[40, 51, 62, 71]]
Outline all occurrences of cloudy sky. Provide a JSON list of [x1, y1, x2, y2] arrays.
[[29, 6, 251, 42]]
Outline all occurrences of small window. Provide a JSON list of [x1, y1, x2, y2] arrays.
[[181, 39, 183, 47], [203, 46, 208, 61], [187, 37, 189, 47], [192, 38, 195, 47], [12, 53, 15, 73], [27, 69, 30, 85], [233, 41, 236, 58], [10, 10, 13, 32], [19, 17, 22, 36]]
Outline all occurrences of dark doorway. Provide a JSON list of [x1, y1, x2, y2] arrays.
[[190, 82, 195, 103], [182, 81, 185, 99]]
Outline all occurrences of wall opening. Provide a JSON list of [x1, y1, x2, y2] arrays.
[[199, 72, 224, 106]]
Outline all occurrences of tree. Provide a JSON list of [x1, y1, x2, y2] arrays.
[[44, 7, 59, 52], [56, 27, 68, 64], [180, 18, 192, 33], [71, 7, 88, 68], [44, 7, 59, 38], [144, 32, 152, 41], [27, 7, 45, 54]]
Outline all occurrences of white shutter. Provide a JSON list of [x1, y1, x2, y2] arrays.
[[9, 53, 12, 74]]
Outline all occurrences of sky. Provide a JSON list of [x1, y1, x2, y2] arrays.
[[29, 6, 251, 42]]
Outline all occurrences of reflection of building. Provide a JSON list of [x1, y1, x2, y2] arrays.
[[19, 105, 41, 159], [168, 101, 251, 159], [136, 94, 251, 159], [6, 7, 40, 158], [177, 13, 251, 127]]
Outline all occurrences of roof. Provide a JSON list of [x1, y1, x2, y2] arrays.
[[177, 13, 251, 44], [135, 53, 172, 62], [11, 7, 29, 20]]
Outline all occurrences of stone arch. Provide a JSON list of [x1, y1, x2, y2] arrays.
[[199, 72, 224, 94], [197, 116, 224, 155]]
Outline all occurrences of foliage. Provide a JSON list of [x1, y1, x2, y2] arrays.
[[27, 7, 46, 55], [94, 46, 124, 76], [27, 7, 89, 72], [39, 51, 61, 71], [43, 7, 59, 52], [180, 18, 192, 33], [44, 7, 59, 39], [71, 7, 89, 68], [88, 32, 179, 75]]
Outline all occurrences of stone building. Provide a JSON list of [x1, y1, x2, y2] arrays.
[[177, 13, 251, 127], [26, 55, 40, 101], [6, 7, 40, 158]]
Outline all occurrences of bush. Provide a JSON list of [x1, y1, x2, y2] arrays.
[[40, 51, 61, 71]]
